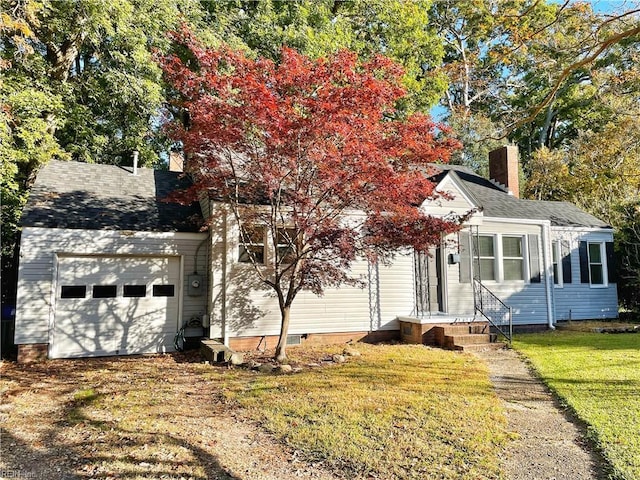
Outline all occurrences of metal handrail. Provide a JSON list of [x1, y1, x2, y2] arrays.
[[473, 278, 513, 343]]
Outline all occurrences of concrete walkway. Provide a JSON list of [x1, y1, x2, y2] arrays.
[[475, 348, 607, 480]]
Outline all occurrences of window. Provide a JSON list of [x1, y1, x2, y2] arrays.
[[60, 285, 86, 299], [123, 285, 146, 297], [502, 236, 524, 281], [473, 235, 496, 281], [588, 242, 604, 285], [153, 284, 175, 297], [238, 226, 265, 264], [93, 285, 117, 298], [552, 241, 560, 285], [276, 228, 297, 264]]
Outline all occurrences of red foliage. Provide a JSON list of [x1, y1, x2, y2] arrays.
[[159, 25, 462, 293]]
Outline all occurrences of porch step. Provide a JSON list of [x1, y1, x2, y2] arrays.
[[433, 323, 505, 351], [200, 339, 235, 363], [440, 324, 490, 335], [443, 333, 498, 349], [433, 322, 490, 346], [453, 342, 507, 352]]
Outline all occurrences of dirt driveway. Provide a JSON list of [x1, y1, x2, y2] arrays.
[[0, 353, 340, 480]]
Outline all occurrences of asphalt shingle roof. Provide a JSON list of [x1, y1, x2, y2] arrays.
[[21, 160, 202, 232], [432, 165, 610, 228], [23, 160, 608, 232]]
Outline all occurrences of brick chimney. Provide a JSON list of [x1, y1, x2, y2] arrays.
[[489, 145, 519, 198], [169, 150, 184, 172]]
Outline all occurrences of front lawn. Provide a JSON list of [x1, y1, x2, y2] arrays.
[[228, 344, 508, 479], [513, 330, 640, 480], [0, 344, 508, 480]]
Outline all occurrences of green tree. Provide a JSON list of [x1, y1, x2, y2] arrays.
[[0, 0, 218, 305], [429, 0, 640, 171], [207, 0, 447, 111], [525, 117, 640, 311]]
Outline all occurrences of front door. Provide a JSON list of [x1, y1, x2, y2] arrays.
[[415, 246, 444, 316]]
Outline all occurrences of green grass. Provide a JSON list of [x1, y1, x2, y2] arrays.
[[513, 330, 640, 480], [227, 344, 508, 480]]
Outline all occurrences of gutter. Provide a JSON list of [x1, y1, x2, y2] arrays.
[[541, 221, 555, 329]]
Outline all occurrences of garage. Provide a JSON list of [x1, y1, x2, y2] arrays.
[[51, 255, 181, 358]]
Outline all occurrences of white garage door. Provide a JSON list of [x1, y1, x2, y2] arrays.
[[51, 255, 181, 358]]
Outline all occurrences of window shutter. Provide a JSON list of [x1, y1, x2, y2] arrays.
[[561, 241, 572, 284], [459, 231, 471, 283], [528, 234, 541, 283], [579, 241, 590, 283], [606, 241, 617, 284]]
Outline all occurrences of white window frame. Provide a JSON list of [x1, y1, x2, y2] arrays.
[[551, 240, 563, 288], [500, 235, 526, 283], [587, 241, 608, 288], [474, 234, 497, 282], [474, 233, 534, 284], [276, 227, 298, 265], [238, 226, 266, 265]]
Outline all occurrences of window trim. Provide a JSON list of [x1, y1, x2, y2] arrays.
[[501, 235, 526, 282], [552, 241, 563, 288], [587, 241, 608, 288], [238, 226, 266, 265], [276, 227, 299, 265], [474, 234, 497, 282], [473, 233, 536, 284]]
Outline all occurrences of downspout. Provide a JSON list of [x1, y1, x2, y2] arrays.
[[132, 150, 139, 176], [221, 206, 230, 347], [541, 221, 555, 329]]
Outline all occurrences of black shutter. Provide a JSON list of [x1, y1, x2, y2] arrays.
[[561, 241, 572, 284], [606, 241, 617, 284], [459, 231, 471, 283], [579, 241, 590, 283], [528, 234, 541, 283]]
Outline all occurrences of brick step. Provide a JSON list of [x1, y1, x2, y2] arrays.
[[442, 324, 489, 335], [433, 323, 490, 346], [444, 333, 498, 348], [454, 342, 507, 352]]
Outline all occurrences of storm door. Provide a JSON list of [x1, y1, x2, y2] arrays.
[[414, 246, 444, 316]]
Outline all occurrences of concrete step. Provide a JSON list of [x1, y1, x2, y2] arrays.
[[200, 339, 235, 363], [455, 342, 507, 352]]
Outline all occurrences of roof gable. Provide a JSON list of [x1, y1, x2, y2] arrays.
[[428, 164, 610, 229], [421, 170, 481, 218]]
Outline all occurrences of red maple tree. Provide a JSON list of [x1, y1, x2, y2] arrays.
[[160, 27, 463, 361]]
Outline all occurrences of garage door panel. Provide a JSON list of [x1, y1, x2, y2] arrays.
[[52, 256, 181, 358]]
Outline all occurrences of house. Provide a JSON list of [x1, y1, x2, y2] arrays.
[[13, 147, 618, 361]]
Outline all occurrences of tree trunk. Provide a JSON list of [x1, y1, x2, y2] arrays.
[[274, 305, 291, 363]]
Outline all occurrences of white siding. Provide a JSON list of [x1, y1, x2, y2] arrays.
[[208, 211, 417, 338], [377, 252, 415, 330], [224, 259, 372, 337], [551, 229, 618, 320], [446, 222, 551, 325], [15, 227, 208, 345]]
